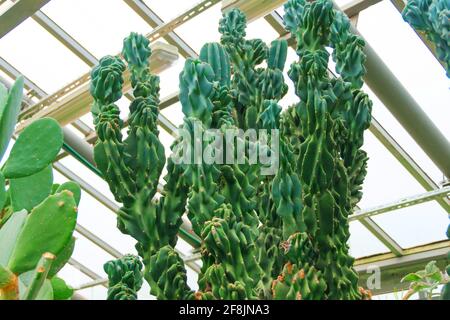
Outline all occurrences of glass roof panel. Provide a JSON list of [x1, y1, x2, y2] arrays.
[[57, 154, 119, 205], [0, 18, 89, 93], [359, 130, 427, 208], [372, 201, 448, 248], [57, 264, 92, 288], [144, 0, 200, 22], [174, 4, 222, 54], [349, 221, 390, 258], [357, 1, 449, 183], [78, 286, 108, 300], [158, 57, 186, 97], [72, 230, 115, 275], [160, 101, 183, 128], [41, 0, 152, 59]]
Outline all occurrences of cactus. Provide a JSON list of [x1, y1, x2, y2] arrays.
[[104, 254, 143, 300], [91, 0, 373, 300], [402, 0, 450, 76], [0, 78, 80, 300]]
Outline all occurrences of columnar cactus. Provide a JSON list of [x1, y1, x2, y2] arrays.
[[91, 33, 192, 300], [92, 0, 374, 300], [104, 254, 143, 300], [0, 78, 80, 300], [402, 0, 450, 76]]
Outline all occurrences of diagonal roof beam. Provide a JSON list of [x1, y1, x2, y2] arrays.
[[31, 10, 98, 67], [123, 0, 198, 58], [0, 0, 50, 38], [350, 186, 450, 221]]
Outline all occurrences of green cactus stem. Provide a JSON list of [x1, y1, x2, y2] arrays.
[[402, 0, 450, 76], [23, 252, 55, 300], [104, 254, 143, 300], [89, 0, 375, 299]]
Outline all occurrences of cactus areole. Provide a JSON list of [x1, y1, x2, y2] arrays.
[[92, 0, 374, 300]]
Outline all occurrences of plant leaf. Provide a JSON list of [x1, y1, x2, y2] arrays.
[[7, 191, 77, 274], [2, 118, 63, 179], [0, 172, 5, 211], [9, 165, 53, 212], [0, 77, 24, 162], [0, 209, 27, 266], [401, 273, 422, 283]]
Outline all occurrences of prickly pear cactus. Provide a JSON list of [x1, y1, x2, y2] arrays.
[[0, 78, 81, 300], [402, 0, 450, 76], [90, 0, 373, 300]]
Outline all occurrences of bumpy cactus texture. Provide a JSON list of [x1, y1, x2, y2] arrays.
[[0, 78, 80, 300], [402, 0, 450, 76], [91, 0, 373, 300], [104, 254, 143, 300]]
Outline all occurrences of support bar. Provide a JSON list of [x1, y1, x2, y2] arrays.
[[350, 186, 450, 221]]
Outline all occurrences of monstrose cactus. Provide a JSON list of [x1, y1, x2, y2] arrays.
[[402, 0, 450, 76], [92, 0, 374, 300]]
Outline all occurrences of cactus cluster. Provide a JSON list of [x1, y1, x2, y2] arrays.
[[402, 0, 450, 76], [93, 0, 374, 300], [0, 78, 80, 300], [104, 254, 143, 300]]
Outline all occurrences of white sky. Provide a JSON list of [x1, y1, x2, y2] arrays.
[[0, 0, 448, 300]]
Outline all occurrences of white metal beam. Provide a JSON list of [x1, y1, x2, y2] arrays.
[[350, 186, 450, 221], [0, 0, 50, 38], [31, 10, 98, 66], [123, 0, 198, 58]]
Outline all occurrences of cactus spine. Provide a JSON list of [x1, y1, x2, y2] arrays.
[[92, 0, 374, 300]]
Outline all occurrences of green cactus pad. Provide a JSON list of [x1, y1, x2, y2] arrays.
[[2, 118, 63, 179], [48, 236, 76, 278], [0, 209, 27, 266], [56, 181, 81, 206], [0, 77, 24, 162], [0, 172, 5, 211], [7, 190, 77, 274], [9, 165, 53, 212], [51, 277, 73, 300]]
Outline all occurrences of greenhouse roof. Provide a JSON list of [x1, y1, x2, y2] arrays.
[[0, 0, 448, 300]]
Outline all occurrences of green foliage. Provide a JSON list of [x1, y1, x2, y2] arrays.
[[402, 0, 449, 76], [10, 165, 53, 212], [7, 190, 77, 274], [2, 118, 64, 179], [0, 77, 24, 162], [104, 254, 143, 300], [51, 276, 74, 300], [0, 80, 80, 300], [90, 0, 374, 300], [402, 260, 449, 300]]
